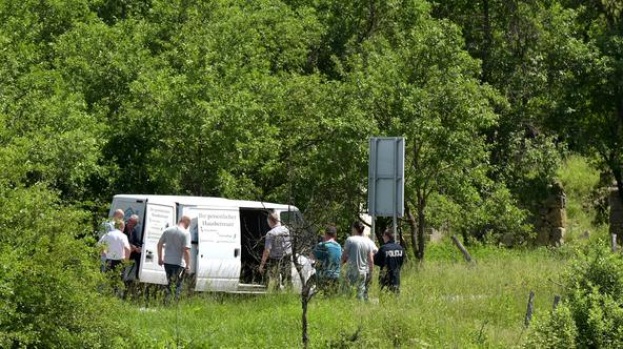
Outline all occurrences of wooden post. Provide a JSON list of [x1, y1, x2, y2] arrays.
[[524, 291, 535, 327], [553, 295, 561, 310], [451, 235, 473, 263], [612, 234, 618, 253]]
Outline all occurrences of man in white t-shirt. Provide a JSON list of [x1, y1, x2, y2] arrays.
[[342, 221, 374, 300], [99, 219, 131, 272], [364, 230, 379, 254]]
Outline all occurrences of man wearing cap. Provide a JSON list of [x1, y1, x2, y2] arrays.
[[374, 228, 405, 293], [312, 225, 342, 293]]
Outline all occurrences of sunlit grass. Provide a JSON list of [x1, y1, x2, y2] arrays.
[[113, 155, 602, 348], [557, 154, 608, 242], [122, 245, 567, 348]]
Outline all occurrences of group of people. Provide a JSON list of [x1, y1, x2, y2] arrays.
[[99, 208, 405, 302], [99, 209, 142, 276], [257, 212, 405, 300], [99, 209, 192, 303], [313, 221, 405, 300]]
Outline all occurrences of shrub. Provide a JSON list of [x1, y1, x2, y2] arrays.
[[526, 241, 623, 348], [525, 305, 577, 349], [0, 186, 123, 348]]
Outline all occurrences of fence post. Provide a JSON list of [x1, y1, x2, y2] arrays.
[[553, 295, 561, 310], [524, 291, 535, 327]]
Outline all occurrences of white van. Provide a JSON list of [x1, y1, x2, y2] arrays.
[[108, 194, 315, 293]]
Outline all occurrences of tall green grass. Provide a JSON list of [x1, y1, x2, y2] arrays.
[[121, 246, 568, 348], [115, 156, 612, 348], [556, 155, 607, 242]]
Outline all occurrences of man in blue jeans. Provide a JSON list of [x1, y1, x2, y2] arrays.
[[342, 221, 374, 300], [157, 216, 191, 303]]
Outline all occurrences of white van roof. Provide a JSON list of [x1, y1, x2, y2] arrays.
[[113, 194, 299, 211]]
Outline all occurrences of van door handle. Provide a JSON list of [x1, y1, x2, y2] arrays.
[[234, 248, 240, 258]]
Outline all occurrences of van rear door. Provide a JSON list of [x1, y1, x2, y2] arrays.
[[139, 202, 176, 285], [108, 196, 146, 232], [178, 205, 201, 276], [192, 207, 242, 292]]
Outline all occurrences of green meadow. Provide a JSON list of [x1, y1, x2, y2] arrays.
[[122, 245, 569, 348], [118, 156, 598, 348]]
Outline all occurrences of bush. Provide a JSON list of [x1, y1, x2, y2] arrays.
[[0, 186, 123, 348], [525, 305, 577, 349], [526, 241, 623, 348]]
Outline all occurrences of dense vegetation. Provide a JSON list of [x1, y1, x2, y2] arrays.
[[2, 0, 622, 250], [1, 0, 622, 347]]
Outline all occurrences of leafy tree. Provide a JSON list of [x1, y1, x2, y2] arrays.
[[342, 1, 499, 258], [546, 0, 623, 203], [432, 1, 575, 219]]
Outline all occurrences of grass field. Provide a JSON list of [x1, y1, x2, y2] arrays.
[[557, 154, 608, 242], [122, 245, 570, 348], [118, 156, 603, 348]]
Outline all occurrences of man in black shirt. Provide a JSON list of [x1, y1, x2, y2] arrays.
[[374, 228, 405, 293], [123, 214, 142, 283]]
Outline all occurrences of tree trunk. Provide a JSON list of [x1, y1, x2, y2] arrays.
[[405, 204, 419, 260], [301, 286, 310, 349], [373, 216, 385, 247], [613, 162, 623, 205], [416, 192, 426, 261], [291, 226, 311, 349], [398, 225, 406, 248]]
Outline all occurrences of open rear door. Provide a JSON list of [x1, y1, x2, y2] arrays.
[[139, 202, 176, 285], [105, 197, 146, 241], [193, 207, 241, 292], [109, 197, 146, 227]]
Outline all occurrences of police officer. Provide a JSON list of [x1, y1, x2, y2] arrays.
[[374, 228, 405, 293]]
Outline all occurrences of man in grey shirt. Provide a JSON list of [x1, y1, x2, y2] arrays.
[[342, 221, 374, 300], [158, 215, 191, 303], [259, 211, 293, 290]]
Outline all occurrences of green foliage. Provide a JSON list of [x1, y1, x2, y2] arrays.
[[432, 0, 572, 214], [528, 241, 623, 348], [525, 305, 578, 349], [426, 184, 532, 245], [4, 0, 572, 254], [545, 0, 623, 200], [0, 186, 122, 348]]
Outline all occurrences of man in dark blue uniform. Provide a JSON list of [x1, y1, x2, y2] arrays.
[[374, 228, 405, 293]]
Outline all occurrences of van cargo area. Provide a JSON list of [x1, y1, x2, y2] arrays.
[[239, 209, 270, 286]]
